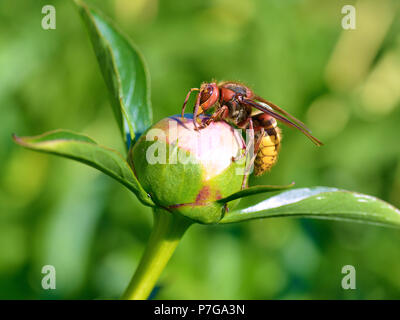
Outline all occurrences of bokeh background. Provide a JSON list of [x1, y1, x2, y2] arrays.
[[1, 0, 400, 299]]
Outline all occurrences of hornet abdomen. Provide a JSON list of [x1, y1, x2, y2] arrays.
[[254, 122, 281, 176]]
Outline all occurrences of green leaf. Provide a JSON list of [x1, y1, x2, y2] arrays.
[[217, 182, 295, 203], [13, 130, 155, 207], [75, 0, 152, 149], [219, 187, 400, 227]]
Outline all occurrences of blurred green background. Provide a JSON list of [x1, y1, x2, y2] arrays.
[[1, 0, 400, 299]]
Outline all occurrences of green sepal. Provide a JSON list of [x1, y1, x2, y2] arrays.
[[220, 186, 400, 227], [13, 130, 155, 207], [217, 182, 295, 203], [75, 0, 152, 149]]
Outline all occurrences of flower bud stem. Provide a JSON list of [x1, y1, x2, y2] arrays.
[[122, 207, 192, 300]]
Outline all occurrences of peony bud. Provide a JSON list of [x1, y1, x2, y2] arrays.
[[129, 115, 247, 223]]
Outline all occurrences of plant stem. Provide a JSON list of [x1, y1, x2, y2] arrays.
[[122, 207, 192, 300]]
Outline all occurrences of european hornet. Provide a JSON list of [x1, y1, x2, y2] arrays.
[[181, 81, 323, 185]]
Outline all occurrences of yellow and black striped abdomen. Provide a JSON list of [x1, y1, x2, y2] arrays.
[[254, 126, 281, 176]]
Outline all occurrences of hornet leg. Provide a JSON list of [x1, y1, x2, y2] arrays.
[[181, 88, 199, 118]]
